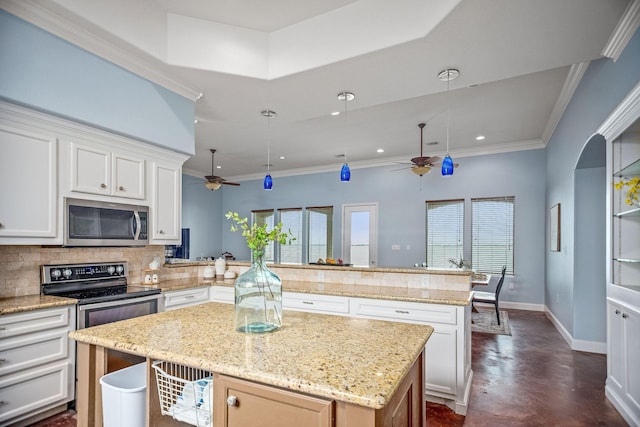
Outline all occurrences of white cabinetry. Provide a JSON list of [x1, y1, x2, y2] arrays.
[[211, 285, 235, 304], [282, 292, 349, 316], [606, 294, 640, 426], [164, 287, 210, 311], [350, 297, 471, 414], [70, 142, 145, 200], [150, 162, 182, 244], [0, 124, 59, 244], [0, 306, 76, 426]]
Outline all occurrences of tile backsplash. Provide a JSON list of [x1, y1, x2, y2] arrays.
[[0, 245, 164, 298]]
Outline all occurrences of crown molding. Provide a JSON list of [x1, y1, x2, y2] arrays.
[[597, 80, 640, 141], [1, 0, 202, 101], [541, 62, 589, 145], [601, 0, 640, 61]]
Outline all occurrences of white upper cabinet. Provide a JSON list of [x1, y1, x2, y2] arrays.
[[0, 124, 59, 243], [150, 161, 182, 243], [71, 142, 145, 200]]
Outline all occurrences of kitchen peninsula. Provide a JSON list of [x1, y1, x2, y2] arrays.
[[70, 302, 433, 427]]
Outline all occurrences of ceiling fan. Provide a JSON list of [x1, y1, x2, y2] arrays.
[[203, 149, 240, 190], [397, 123, 442, 176]]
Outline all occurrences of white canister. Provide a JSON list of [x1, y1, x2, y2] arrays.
[[215, 257, 226, 276], [203, 265, 215, 279]]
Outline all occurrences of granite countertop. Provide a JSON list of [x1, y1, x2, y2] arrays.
[[0, 295, 78, 315], [164, 260, 473, 276], [70, 302, 432, 409], [156, 277, 471, 306]]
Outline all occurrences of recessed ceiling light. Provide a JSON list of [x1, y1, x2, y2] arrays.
[[331, 111, 340, 116], [194, 119, 199, 124], [476, 135, 485, 141], [279, 156, 285, 160], [377, 149, 384, 153]]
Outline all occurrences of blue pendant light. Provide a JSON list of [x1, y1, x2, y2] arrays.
[[438, 68, 459, 176], [337, 91, 354, 182], [261, 109, 276, 190]]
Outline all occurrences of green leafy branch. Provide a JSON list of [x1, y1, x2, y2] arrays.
[[225, 211, 296, 253]]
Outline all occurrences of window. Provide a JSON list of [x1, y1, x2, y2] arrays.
[[472, 196, 514, 274], [252, 210, 275, 262], [426, 200, 464, 268], [307, 206, 333, 262], [278, 208, 302, 264]]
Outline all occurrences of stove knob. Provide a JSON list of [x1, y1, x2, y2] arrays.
[[63, 268, 72, 278], [107, 266, 116, 275], [51, 269, 62, 279], [115, 265, 124, 275]]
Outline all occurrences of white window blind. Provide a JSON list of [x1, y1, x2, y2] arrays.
[[307, 206, 333, 262], [278, 208, 302, 264], [252, 210, 275, 262], [472, 196, 514, 274], [426, 199, 464, 268]]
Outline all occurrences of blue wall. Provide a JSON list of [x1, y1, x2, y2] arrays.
[[0, 10, 195, 154], [545, 28, 640, 339], [212, 148, 546, 306]]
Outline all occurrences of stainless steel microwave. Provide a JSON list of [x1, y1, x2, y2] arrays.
[[64, 198, 148, 246]]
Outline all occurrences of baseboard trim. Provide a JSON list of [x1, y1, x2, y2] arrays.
[[544, 308, 606, 354], [606, 384, 640, 427]]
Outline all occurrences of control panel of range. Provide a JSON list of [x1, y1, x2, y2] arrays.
[[41, 262, 128, 284]]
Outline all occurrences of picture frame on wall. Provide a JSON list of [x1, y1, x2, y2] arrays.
[[550, 203, 560, 252]]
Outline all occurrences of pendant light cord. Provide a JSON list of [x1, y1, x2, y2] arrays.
[[343, 94, 348, 162], [267, 111, 271, 173], [446, 69, 450, 155]]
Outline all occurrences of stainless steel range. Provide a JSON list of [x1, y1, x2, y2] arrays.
[[41, 261, 162, 329]]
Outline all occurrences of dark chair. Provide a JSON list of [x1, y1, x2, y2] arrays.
[[472, 266, 507, 325]]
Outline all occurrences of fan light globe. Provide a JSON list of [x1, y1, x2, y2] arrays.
[[205, 181, 222, 191], [412, 166, 431, 176]]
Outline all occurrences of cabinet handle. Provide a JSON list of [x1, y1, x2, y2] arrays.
[[159, 230, 165, 235], [227, 395, 238, 407], [0, 358, 6, 364], [118, 186, 125, 191], [100, 183, 107, 189], [184, 295, 195, 299], [0, 222, 3, 229], [302, 301, 314, 305], [395, 310, 409, 314], [615, 309, 621, 315], [622, 313, 629, 319], [0, 401, 7, 407]]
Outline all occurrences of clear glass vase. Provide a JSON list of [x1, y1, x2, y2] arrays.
[[234, 251, 282, 333]]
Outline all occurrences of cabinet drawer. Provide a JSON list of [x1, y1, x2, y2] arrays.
[[351, 298, 457, 325], [0, 361, 72, 424], [283, 292, 350, 315], [164, 287, 210, 310], [0, 306, 71, 338], [0, 329, 69, 376], [211, 286, 234, 304]]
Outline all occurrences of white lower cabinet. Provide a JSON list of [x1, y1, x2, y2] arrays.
[[0, 306, 76, 426], [211, 285, 235, 304], [349, 297, 471, 415], [164, 287, 210, 311], [282, 292, 349, 316], [606, 296, 640, 426]]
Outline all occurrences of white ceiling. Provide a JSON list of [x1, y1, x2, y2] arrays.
[[6, 0, 633, 181]]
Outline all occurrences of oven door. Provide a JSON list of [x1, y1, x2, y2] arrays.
[[77, 293, 162, 329]]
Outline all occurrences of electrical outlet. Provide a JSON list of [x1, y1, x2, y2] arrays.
[[406, 245, 411, 251], [391, 244, 400, 251], [556, 293, 560, 303], [508, 281, 514, 290]]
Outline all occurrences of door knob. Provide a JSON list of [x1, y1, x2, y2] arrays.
[[119, 186, 125, 191], [227, 395, 238, 407], [100, 183, 107, 189]]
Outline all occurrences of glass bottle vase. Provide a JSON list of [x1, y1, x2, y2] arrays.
[[234, 251, 282, 333]]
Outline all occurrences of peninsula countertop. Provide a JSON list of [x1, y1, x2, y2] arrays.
[[70, 302, 433, 409], [157, 277, 471, 306]]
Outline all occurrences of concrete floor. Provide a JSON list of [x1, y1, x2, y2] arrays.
[[33, 309, 627, 426]]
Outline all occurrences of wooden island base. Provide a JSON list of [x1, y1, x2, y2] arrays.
[[76, 343, 425, 427]]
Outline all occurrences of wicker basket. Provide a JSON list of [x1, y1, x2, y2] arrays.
[[151, 360, 213, 427]]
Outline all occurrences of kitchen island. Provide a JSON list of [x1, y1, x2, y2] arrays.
[[70, 302, 433, 427]]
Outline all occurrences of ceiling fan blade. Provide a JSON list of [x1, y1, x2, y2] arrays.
[[222, 181, 240, 186]]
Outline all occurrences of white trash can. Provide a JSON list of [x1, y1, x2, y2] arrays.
[[99, 362, 147, 427]]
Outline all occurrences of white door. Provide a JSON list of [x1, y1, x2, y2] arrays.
[[342, 204, 378, 267]]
